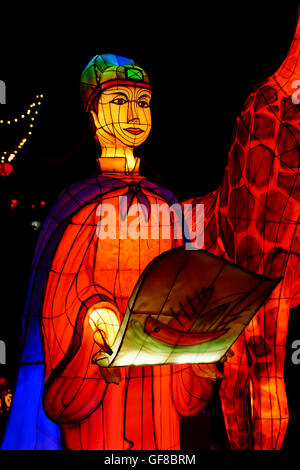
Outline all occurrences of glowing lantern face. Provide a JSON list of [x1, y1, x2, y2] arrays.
[[91, 86, 152, 150]]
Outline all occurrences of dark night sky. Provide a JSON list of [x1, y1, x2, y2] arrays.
[[0, 1, 300, 450], [1, 2, 298, 202]]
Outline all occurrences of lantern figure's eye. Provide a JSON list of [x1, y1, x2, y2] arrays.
[[111, 97, 127, 105], [89, 308, 120, 350], [138, 100, 150, 108]]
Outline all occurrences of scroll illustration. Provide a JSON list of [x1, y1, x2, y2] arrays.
[[94, 247, 280, 368]]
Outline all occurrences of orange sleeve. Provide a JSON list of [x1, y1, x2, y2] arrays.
[[42, 201, 117, 423]]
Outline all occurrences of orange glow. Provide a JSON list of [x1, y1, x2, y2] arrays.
[[40, 54, 214, 450], [88, 305, 120, 353]]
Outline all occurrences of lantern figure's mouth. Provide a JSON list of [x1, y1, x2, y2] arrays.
[[124, 127, 144, 135]]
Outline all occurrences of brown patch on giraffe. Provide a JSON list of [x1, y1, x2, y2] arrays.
[[238, 111, 252, 147], [247, 144, 274, 188], [277, 172, 300, 201], [291, 236, 300, 257], [241, 92, 255, 113], [263, 248, 288, 278], [228, 185, 256, 232], [247, 336, 272, 357], [229, 141, 245, 187], [229, 121, 238, 149], [220, 170, 229, 208], [253, 114, 276, 140], [254, 85, 278, 112], [263, 307, 280, 340], [265, 189, 293, 216], [236, 235, 263, 272], [277, 123, 300, 168], [256, 190, 294, 242], [253, 362, 273, 377], [219, 211, 235, 259], [205, 217, 218, 249], [204, 193, 217, 220], [284, 55, 297, 74], [281, 97, 300, 121]]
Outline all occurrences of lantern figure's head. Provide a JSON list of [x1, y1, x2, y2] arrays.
[[80, 54, 151, 151]]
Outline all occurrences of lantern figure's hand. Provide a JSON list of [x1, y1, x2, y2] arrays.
[[88, 307, 122, 385], [89, 307, 119, 354], [219, 348, 234, 363], [192, 349, 234, 380], [192, 363, 224, 381], [192, 349, 234, 381]]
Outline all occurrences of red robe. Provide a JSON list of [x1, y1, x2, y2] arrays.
[[41, 158, 212, 450]]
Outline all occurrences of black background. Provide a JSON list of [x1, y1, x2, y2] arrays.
[[0, 1, 300, 450]]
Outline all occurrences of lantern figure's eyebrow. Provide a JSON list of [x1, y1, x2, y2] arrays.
[[107, 92, 129, 97]]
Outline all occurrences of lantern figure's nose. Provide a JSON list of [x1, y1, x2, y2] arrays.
[[127, 100, 140, 123]]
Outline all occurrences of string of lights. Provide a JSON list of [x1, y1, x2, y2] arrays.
[[0, 94, 44, 169]]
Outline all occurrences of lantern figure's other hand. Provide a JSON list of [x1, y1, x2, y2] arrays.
[[192, 349, 234, 381], [88, 306, 122, 385], [219, 348, 234, 364]]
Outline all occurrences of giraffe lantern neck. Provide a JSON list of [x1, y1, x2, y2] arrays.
[[274, 10, 300, 96], [222, 11, 300, 228]]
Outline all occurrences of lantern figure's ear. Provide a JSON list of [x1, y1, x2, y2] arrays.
[[89, 109, 101, 136]]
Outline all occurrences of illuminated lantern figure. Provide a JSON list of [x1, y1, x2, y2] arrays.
[[184, 11, 300, 450], [2, 54, 217, 450]]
